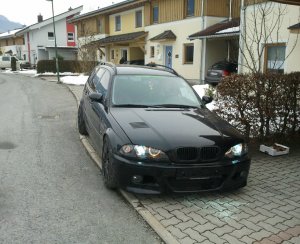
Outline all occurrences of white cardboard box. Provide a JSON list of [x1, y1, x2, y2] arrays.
[[259, 143, 290, 156]]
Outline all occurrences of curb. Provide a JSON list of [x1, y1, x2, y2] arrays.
[[79, 133, 179, 244], [66, 84, 179, 244]]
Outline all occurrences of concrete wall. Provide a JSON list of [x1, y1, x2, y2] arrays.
[[130, 47, 144, 60], [286, 30, 300, 72], [205, 39, 228, 71], [240, 2, 300, 73]]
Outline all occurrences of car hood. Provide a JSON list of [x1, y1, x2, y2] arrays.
[[110, 107, 243, 151]]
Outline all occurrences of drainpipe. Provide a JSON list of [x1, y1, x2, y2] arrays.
[[238, 0, 245, 74], [27, 32, 31, 64], [200, 0, 206, 84], [229, 0, 232, 21], [227, 0, 233, 62], [227, 40, 230, 61]]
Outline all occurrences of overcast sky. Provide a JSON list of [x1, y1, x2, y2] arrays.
[[2, 0, 124, 26]]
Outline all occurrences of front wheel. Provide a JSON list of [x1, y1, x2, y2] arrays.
[[102, 138, 118, 190]]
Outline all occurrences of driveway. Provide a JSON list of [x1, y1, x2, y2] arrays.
[[66, 84, 300, 243]]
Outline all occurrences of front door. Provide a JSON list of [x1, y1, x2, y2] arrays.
[[165, 46, 173, 68], [121, 49, 128, 62]]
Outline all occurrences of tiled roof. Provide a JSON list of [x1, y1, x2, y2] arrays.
[[149, 30, 176, 41], [92, 31, 147, 45], [288, 22, 300, 30], [189, 18, 240, 39]]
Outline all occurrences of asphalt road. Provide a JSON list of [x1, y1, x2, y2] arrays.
[[0, 73, 160, 244]]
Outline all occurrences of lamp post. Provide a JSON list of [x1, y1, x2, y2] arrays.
[[46, 0, 60, 83]]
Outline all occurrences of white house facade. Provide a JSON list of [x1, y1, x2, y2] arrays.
[[16, 6, 83, 66], [145, 17, 202, 82]]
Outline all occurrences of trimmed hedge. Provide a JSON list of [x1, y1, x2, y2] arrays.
[[215, 72, 300, 141], [37, 60, 98, 74]]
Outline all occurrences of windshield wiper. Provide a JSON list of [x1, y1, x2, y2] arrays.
[[113, 104, 151, 108], [152, 104, 200, 109]]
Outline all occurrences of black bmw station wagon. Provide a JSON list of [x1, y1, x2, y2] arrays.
[[78, 63, 251, 194]]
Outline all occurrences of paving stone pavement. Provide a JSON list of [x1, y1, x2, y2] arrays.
[[136, 150, 300, 244], [66, 84, 300, 244]]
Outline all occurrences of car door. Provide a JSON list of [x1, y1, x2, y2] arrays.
[[82, 67, 100, 135], [90, 68, 110, 154]]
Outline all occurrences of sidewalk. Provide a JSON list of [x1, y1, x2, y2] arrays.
[[66, 84, 300, 244]]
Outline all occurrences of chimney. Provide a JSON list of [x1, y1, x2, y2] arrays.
[[38, 14, 43, 23]]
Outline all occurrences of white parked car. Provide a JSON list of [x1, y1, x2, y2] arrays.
[[0, 56, 28, 70]]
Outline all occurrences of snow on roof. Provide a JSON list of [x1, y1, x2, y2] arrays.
[[215, 26, 240, 34], [0, 28, 23, 38]]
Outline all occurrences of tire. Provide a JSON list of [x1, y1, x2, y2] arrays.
[[78, 102, 88, 135], [102, 138, 118, 189]]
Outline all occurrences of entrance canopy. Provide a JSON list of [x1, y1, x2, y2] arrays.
[[189, 18, 240, 40], [150, 30, 176, 42], [90, 31, 147, 47]]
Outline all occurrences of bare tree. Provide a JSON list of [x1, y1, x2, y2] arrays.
[[239, 0, 300, 73], [76, 25, 104, 73]]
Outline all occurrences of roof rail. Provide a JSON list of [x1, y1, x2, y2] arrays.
[[99, 61, 117, 73], [145, 63, 178, 76]]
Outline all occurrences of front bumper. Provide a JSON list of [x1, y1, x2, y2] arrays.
[[112, 154, 251, 194]]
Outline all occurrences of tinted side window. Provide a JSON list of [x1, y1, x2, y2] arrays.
[[95, 69, 110, 95]]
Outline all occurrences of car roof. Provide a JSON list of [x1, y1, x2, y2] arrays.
[[101, 64, 178, 77]]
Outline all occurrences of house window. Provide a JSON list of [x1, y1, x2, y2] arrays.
[[135, 10, 142, 28], [115, 15, 121, 31], [184, 44, 194, 64], [152, 5, 159, 24], [186, 0, 195, 17], [150, 46, 155, 58], [68, 32, 75, 41], [6, 40, 8, 46], [265, 44, 286, 73], [111, 49, 115, 59], [48, 32, 54, 41], [98, 17, 103, 33]]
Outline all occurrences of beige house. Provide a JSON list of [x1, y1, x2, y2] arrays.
[[0, 29, 25, 59], [70, 0, 299, 82], [70, 0, 147, 63], [70, 0, 242, 83]]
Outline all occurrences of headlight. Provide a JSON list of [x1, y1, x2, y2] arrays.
[[120, 144, 168, 160], [225, 143, 248, 158]]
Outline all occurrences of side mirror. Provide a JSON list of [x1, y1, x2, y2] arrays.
[[202, 96, 213, 105], [89, 93, 103, 103]]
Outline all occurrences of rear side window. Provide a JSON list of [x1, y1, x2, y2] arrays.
[[2, 56, 10, 61], [212, 62, 227, 69], [94, 69, 110, 95]]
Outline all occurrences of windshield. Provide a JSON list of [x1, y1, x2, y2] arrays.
[[111, 75, 202, 107]]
